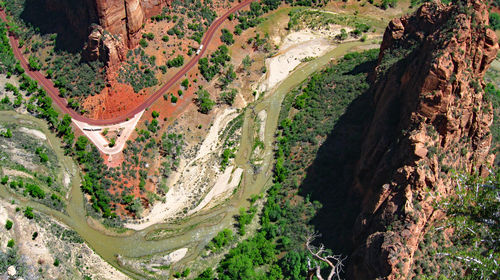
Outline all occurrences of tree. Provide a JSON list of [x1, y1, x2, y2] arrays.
[[5, 220, 13, 230], [24, 207, 34, 219], [220, 89, 237, 105], [196, 89, 215, 114], [220, 28, 235, 45], [305, 233, 345, 280], [181, 78, 189, 88], [219, 65, 236, 89], [242, 55, 252, 71], [152, 111, 160, 118], [490, 13, 500, 31], [139, 38, 148, 48], [28, 55, 41, 71]]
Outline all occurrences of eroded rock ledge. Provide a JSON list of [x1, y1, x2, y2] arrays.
[[347, 0, 498, 278]]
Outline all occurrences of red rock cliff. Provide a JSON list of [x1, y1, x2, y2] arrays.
[[347, 0, 498, 278], [94, 0, 168, 49]]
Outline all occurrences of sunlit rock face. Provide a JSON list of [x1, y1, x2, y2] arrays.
[[346, 0, 498, 279]]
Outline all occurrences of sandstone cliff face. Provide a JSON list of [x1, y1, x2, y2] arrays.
[[82, 25, 127, 78], [94, 0, 168, 48], [81, 0, 168, 74], [348, 0, 498, 278]]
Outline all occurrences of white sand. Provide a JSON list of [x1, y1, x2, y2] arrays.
[[162, 248, 188, 264], [257, 110, 267, 141], [188, 167, 243, 215], [259, 27, 349, 92], [19, 127, 47, 140], [125, 108, 239, 230]]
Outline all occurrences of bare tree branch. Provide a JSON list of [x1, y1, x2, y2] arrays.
[[305, 232, 346, 280]]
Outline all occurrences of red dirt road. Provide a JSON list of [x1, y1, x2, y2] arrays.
[[0, 0, 255, 125]]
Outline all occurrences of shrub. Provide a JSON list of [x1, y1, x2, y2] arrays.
[[1, 175, 8, 184], [220, 28, 234, 45], [5, 220, 13, 230], [7, 239, 14, 248], [171, 94, 178, 103], [490, 13, 500, 31], [195, 89, 215, 114], [162, 35, 169, 42], [181, 78, 189, 88], [167, 55, 184, 68], [152, 111, 160, 118], [142, 32, 155, 40], [139, 38, 148, 48], [220, 88, 237, 105]]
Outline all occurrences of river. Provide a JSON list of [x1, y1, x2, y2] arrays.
[[0, 40, 371, 279]]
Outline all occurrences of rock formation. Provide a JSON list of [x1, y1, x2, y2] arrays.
[[79, 0, 168, 74], [93, 0, 168, 48], [82, 25, 127, 78], [36, 0, 169, 71], [347, 0, 498, 278]]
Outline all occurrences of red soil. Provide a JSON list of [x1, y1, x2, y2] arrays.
[[83, 82, 147, 119]]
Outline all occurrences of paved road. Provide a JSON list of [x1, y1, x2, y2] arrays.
[[0, 0, 256, 125]]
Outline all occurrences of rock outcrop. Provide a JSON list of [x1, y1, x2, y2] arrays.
[[347, 0, 498, 279], [82, 25, 127, 77], [94, 0, 168, 48]]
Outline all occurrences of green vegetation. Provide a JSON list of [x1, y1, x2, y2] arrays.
[[219, 65, 236, 90], [198, 45, 231, 81], [167, 55, 184, 68], [0, 22, 16, 75], [490, 12, 500, 31], [486, 82, 500, 161], [219, 88, 237, 105], [193, 50, 380, 280], [288, 8, 377, 34], [411, 170, 499, 279], [23, 207, 34, 219], [181, 79, 189, 88], [139, 38, 149, 48], [118, 49, 158, 93], [220, 28, 234, 45], [7, 239, 14, 248], [49, 53, 106, 98], [5, 220, 13, 230], [171, 94, 178, 103], [76, 136, 116, 219], [207, 228, 234, 253], [142, 32, 155, 41], [28, 55, 41, 71], [195, 88, 215, 114]]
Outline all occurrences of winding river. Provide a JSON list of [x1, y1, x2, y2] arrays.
[[0, 40, 370, 279]]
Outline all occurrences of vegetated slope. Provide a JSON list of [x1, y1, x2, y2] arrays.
[[344, 0, 498, 278]]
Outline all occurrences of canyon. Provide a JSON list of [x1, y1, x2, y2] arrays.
[[346, 0, 498, 278]]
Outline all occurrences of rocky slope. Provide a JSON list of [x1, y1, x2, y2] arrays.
[[37, 0, 169, 71], [347, 0, 498, 278]]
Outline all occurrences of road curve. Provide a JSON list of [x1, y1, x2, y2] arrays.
[[0, 0, 256, 125]]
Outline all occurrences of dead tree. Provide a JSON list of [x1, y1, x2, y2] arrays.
[[305, 233, 346, 280]]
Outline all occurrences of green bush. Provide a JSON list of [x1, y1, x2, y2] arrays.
[[142, 32, 155, 40], [490, 13, 500, 31], [171, 94, 178, 103], [7, 239, 14, 248], [167, 55, 184, 68], [195, 89, 215, 114], [5, 220, 13, 230], [220, 28, 234, 45], [139, 38, 148, 48]]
